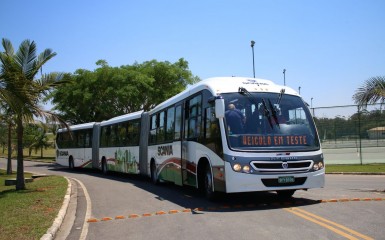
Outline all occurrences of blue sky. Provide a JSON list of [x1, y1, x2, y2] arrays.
[[1, 0, 384, 116]]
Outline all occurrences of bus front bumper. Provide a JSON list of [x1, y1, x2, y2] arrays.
[[224, 162, 325, 193]]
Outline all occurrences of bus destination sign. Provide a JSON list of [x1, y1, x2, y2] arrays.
[[242, 135, 308, 147]]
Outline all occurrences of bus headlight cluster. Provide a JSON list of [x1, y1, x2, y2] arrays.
[[233, 163, 251, 173], [313, 162, 324, 171]]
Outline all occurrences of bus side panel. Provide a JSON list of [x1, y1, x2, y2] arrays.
[[56, 148, 70, 167], [151, 140, 226, 191], [195, 141, 226, 192], [56, 148, 92, 168], [99, 146, 140, 173], [149, 142, 183, 186], [82, 148, 93, 168]]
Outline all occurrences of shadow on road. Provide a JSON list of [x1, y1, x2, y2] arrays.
[[35, 162, 322, 212]]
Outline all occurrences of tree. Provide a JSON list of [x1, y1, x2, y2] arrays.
[[0, 106, 16, 174], [50, 59, 200, 124], [26, 122, 51, 158], [353, 76, 385, 107], [0, 38, 68, 190]]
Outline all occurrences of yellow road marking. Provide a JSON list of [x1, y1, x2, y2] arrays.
[[285, 207, 374, 240]]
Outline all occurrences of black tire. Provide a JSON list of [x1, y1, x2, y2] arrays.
[[204, 164, 217, 201], [277, 190, 296, 199], [150, 161, 158, 185], [68, 157, 74, 170], [101, 159, 108, 175]]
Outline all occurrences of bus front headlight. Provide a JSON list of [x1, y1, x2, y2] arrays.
[[233, 164, 242, 172], [242, 165, 250, 173], [313, 162, 324, 171]]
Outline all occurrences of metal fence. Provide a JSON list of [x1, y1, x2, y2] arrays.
[[311, 104, 385, 165]]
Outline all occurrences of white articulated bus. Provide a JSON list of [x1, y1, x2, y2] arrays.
[[56, 122, 96, 169], [56, 77, 325, 199]]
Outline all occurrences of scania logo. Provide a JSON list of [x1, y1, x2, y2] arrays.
[[282, 162, 289, 169]]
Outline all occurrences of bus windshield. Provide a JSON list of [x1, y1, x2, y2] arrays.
[[222, 91, 320, 151]]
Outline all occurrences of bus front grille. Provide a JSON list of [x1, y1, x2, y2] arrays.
[[251, 160, 313, 173]]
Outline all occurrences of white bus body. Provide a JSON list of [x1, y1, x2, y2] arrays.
[[98, 111, 143, 174], [145, 77, 324, 198], [56, 122, 96, 169], [56, 77, 325, 199]]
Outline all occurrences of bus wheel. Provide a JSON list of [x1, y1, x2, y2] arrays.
[[204, 165, 217, 201], [69, 157, 74, 170], [276, 190, 296, 199], [102, 159, 108, 175], [150, 161, 158, 185]]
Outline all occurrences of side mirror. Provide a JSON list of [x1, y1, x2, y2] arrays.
[[215, 97, 225, 118]]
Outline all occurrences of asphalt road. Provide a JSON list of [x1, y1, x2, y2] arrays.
[[1, 159, 385, 240]]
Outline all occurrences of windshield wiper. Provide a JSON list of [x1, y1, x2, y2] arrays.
[[239, 87, 275, 129], [238, 87, 259, 106], [268, 99, 280, 128], [276, 88, 285, 104], [261, 98, 274, 129]]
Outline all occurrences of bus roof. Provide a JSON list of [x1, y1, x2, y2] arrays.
[[150, 77, 298, 113], [57, 122, 96, 133], [100, 110, 143, 126]]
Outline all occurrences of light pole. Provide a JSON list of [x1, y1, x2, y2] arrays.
[[283, 69, 286, 86], [251, 40, 255, 78], [311, 97, 313, 108], [298, 86, 301, 95]]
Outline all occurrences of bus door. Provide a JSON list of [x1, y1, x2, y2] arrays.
[[174, 103, 187, 186]]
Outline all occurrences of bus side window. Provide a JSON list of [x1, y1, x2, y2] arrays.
[[63, 132, 71, 148], [103, 126, 111, 147], [120, 122, 128, 146], [187, 94, 202, 139], [85, 131, 90, 148], [77, 131, 84, 148], [149, 114, 157, 144], [205, 107, 216, 139], [130, 120, 140, 145], [174, 105, 182, 140], [166, 107, 175, 141], [184, 100, 189, 139], [100, 127, 107, 147], [56, 132, 62, 148], [157, 111, 165, 143]]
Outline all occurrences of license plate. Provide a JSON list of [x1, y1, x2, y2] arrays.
[[278, 176, 295, 184]]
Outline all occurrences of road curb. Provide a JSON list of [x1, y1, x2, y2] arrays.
[[41, 177, 72, 240]]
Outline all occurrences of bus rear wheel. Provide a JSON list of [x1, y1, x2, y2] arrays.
[[101, 159, 108, 175], [150, 161, 158, 185], [68, 157, 74, 170]]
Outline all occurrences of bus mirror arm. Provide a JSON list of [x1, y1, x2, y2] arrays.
[[215, 97, 225, 118]]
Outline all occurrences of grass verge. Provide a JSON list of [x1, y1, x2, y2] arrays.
[[0, 147, 56, 162], [0, 169, 67, 240], [326, 164, 385, 173]]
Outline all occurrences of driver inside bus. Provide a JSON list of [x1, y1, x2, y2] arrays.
[[225, 104, 245, 134]]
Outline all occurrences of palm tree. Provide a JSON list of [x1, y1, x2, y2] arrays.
[[0, 38, 68, 190], [28, 121, 51, 158], [353, 76, 385, 108]]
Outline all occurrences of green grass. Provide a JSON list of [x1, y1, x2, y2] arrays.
[[326, 164, 385, 173], [0, 147, 56, 162], [0, 169, 67, 240]]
